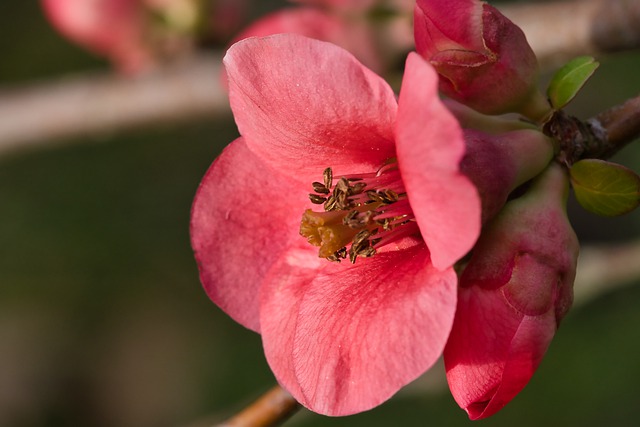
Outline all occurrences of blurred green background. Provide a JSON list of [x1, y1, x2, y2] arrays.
[[1, 2, 639, 427]]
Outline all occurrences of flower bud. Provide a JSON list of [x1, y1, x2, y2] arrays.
[[444, 163, 579, 419], [461, 128, 554, 223], [414, 0, 549, 118]]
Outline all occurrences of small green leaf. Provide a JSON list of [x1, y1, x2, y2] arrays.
[[547, 56, 599, 109], [570, 159, 640, 216]]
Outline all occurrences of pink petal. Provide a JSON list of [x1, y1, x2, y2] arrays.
[[224, 34, 398, 183], [233, 8, 344, 46], [444, 285, 557, 419], [414, 0, 485, 56], [291, 0, 378, 10], [396, 52, 481, 270], [42, 0, 152, 73], [260, 240, 457, 415], [190, 138, 308, 332], [232, 8, 383, 74]]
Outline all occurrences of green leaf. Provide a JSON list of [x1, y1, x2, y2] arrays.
[[570, 159, 640, 216], [547, 56, 599, 109]]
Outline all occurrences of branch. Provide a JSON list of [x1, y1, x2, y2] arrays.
[[589, 93, 640, 158], [213, 385, 299, 427], [573, 239, 640, 304], [0, 53, 229, 156], [500, 0, 640, 68], [543, 92, 640, 164]]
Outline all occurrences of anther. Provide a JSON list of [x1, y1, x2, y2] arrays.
[[312, 182, 330, 194], [309, 194, 327, 204], [323, 167, 333, 189], [300, 160, 418, 263]]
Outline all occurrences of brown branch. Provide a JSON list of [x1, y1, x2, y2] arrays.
[[213, 385, 300, 427], [573, 240, 640, 304], [500, 0, 640, 69], [543, 93, 640, 164], [589, 93, 640, 158], [0, 53, 230, 156]]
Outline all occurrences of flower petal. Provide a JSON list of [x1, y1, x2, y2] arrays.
[[190, 138, 308, 332], [444, 285, 557, 419], [414, 0, 485, 56], [232, 8, 383, 74], [224, 34, 398, 182], [260, 240, 457, 415], [396, 52, 481, 270]]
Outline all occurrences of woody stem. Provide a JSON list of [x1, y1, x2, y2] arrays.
[[589, 94, 640, 159], [543, 93, 640, 164], [213, 385, 300, 427]]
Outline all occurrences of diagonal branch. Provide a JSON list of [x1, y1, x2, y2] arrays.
[[213, 386, 299, 427], [0, 54, 229, 155]]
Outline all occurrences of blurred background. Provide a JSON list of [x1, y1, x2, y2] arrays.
[[1, 1, 639, 426]]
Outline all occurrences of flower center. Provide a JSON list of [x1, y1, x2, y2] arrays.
[[299, 160, 419, 263]]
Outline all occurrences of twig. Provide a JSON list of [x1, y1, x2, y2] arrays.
[[500, 0, 640, 68], [0, 53, 230, 156], [589, 93, 640, 158], [573, 240, 640, 305], [213, 385, 300, 427], [542, 92, 640, 164]]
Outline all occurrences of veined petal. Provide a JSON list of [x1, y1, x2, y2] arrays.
[[232, 8, 383, 74], [414, 0, 485, 56], [444, 286, 556, 419], [260, 241, 457, 415], [224, 34, 398, 183], [396, 52, 481, 270], [190, 138, 308, 332]]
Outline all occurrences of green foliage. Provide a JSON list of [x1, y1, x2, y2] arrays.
[[570, 159, 640, 216], [547, 56, 599, 109]]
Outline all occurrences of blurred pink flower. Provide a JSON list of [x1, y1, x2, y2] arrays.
[[234, 0, 414, 74], [42, 0, 201, 74], [444, 163, 579, 419], [42, 0, 152, 73], [191, 34, 482, 415], [414, 0, 548, 117]]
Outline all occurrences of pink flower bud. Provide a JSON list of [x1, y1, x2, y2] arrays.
[[460, 128, 554, 223], [414, 0, 549, 118], [444, 163, 579, 419]]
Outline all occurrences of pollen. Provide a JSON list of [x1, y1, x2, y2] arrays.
[[299, 161, 419, 263]]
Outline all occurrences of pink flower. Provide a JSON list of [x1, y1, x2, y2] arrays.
[[42, 0, 153, 73], [191, 34, 482, 415], [42, 0, 200, 74], [234, 0, 414, 74], [414, 0, 548, 118], [444, 163, 579, 419]]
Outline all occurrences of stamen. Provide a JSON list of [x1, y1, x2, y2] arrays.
[[312, 182, 330, 194], [300, 160, 420, 263]]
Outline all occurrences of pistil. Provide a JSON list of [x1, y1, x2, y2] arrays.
[[299, 162, 420, 263]]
